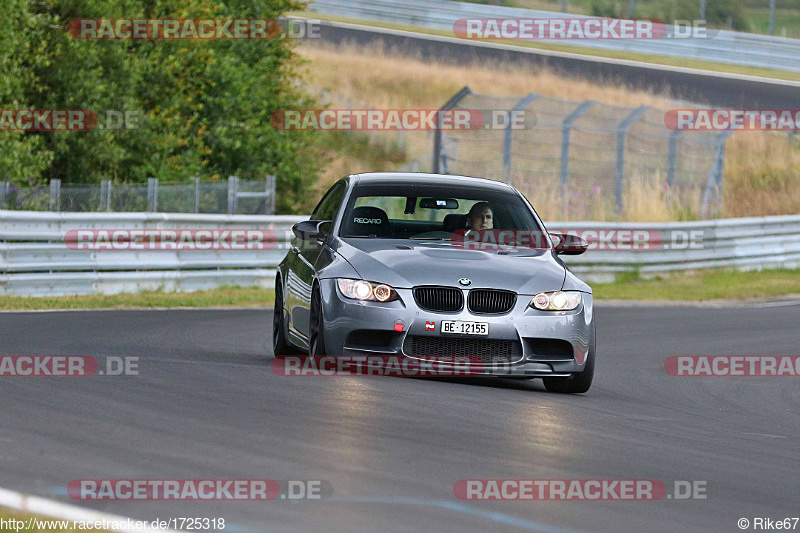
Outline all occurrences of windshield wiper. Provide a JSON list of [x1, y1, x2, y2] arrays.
[[409, 237, 451, 241]]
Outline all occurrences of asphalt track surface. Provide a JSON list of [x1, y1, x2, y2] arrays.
[[313, 20, 800, 108], [1, 304, 799, 532]]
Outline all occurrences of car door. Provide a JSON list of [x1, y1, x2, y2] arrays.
[[286, 181, 347, 343]]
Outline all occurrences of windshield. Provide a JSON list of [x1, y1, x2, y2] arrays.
[[339, 184, 545, 241]]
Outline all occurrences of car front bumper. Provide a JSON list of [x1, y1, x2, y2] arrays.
[[319, 279, 594, 378]]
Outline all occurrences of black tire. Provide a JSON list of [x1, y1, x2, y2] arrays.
[[273, 281, 300, 357], [543, 331, 595, 394], [309, 286, 327, 356]]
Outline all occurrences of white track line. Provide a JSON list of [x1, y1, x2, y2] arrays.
[[0, 487, 179, 533]]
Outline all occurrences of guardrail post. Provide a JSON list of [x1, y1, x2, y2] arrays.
[[432, 86, 472, 174], [227, 175, 239, 214], [615, 105, 649, 212], [49, 179, 61, 212], [667, 129, 682, 187], [100, 180, 110, 211], [2, 180, 9, 208], [560, 100, 596, 202], [266, 175, 276, 215], [503, 93, 539, 185], [700, 130, 734, 218], [147, 178, 158, 212]]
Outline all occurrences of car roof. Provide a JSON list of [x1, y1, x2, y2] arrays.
[[351, 172, 516, 193]]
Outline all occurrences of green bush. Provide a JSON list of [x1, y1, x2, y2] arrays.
[[0, 0, 322, 214]]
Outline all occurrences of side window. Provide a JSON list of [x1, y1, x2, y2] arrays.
[[312, 182, 346, 221]]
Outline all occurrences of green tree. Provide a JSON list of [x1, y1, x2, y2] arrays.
[[0, 0, 54, 183], [2, 0, 320, 213]]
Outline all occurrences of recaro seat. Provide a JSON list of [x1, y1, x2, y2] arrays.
[[343, 206, 392, 237]]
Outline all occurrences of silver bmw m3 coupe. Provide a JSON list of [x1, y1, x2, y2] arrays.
[[274, 172, 596, 393]]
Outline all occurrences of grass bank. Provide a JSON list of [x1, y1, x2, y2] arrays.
[[0, 287, 275, 311], [592, 268, 800, 301], [1, 270, 800, 310]]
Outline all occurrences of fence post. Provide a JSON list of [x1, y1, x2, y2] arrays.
[[193, 177, 200, 214], [432, 86, 472, 174], [266, 175, 276, 215], [227, 175, 239, 214], [147, 178, 158, 212], [2, 180, 9, 208], [49, 179, 61, 212], [441, 138, 455, 175], [667, 129, 682, 187], [100, 180, 110, 211], [502, 93, 539, 185], [559, 100, 596, 203], [615, 105, 649, 212], [700, 130, 733, 218]]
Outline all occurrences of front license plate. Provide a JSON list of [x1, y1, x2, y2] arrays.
[[441, 320, 489, 336]]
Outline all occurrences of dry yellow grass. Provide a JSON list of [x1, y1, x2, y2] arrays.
[[299, 42, 672, 108], [297, 42, 800, 221], [723, 132, 800, 218]]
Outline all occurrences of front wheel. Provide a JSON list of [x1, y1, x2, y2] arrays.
[[543, 332, 595, 394], [309, 286, 327, 356], [273, 282, 301, 357]]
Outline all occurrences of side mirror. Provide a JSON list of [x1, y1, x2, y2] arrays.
[[292, 220, 331, 242], [550, 232, 588, 255]]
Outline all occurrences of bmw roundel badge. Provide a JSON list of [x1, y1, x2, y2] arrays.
[[458, 278, 472, 286]]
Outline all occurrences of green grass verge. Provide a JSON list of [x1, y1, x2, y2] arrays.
[[0, 287, 275, 311], [0, 270, 799, 310], [747, 10, 800, 36], [295, 11, 800, 82], [0, 507, 110, 532], [593, 268, 800, 301]]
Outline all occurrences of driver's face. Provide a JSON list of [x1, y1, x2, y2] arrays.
[[468, 207, 493, 230]]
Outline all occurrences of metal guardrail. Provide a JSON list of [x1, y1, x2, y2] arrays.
[[556, 215, 800, 282], [308, 0, 800, 72], [0, 211, 304, 296], [2, 211, 799, 295]]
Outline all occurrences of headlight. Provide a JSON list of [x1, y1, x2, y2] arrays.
[[529, 291, 581, 311], [337, 279, 399, 302]]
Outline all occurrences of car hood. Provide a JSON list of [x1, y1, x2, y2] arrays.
[[333, 238, 566, 294]]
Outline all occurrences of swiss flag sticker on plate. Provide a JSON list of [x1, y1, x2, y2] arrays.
[[425, 321, 435, 331]]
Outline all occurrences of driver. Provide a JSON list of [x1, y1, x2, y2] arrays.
[[466, 202, 493, 231]]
